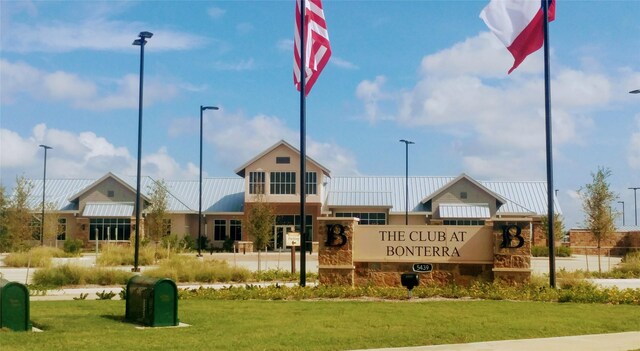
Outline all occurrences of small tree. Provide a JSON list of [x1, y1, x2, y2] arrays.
[[0, 185, 9, 252], [541, 213, 565, 243], [6, 176, 35, 251], [41, 201, 60, 246], [146, 179, 169, 259], [246, 195, 275, 272], [579, 167, 617, 273]]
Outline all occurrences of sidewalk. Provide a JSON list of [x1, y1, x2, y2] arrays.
[[351, 332, 640, 351]]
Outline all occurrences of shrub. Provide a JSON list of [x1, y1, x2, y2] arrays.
[[96, 244, 154, 266], [63, 239, 84, 256], [144, 255, 251, 283], [32, 264, 133, 288], [3, 246, 69, 267], [531, 245, 571, 257]]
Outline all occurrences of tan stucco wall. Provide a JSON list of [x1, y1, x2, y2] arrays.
[[78, 177, 138, 212], [242, 144, 325, 205], [432, 178, 497, 216]]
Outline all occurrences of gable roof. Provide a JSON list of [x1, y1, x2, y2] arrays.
[[325, 175, 560, 216], [67, 172, 150, 203], [420, 173, 508, 206], [234, 140, 331, 178]]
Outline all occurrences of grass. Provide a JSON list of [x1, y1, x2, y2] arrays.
[[1, 299, 639, 350], [3, 247, 72, 268]]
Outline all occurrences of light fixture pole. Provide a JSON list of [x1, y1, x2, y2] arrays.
[[132, 31, 152, 272], [39, 144, 52, 246], [198, 105, 219, 257], [399, 139, 414, 225], [617, 201, 625, 226], [630, 187, 639, 226]]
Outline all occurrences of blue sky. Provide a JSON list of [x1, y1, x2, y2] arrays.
[[1, 0, 639, 229]]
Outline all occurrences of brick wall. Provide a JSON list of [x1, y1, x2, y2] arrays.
[[569, 229, 639, 255]]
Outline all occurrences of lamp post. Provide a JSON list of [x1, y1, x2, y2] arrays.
[[630, 187, 639, 226], [198, 105, 219, 257], [39, 144, 52, 246], [399, 139, 414, 225], [617, 201, 625, 226], [132, 31, 152, 272]]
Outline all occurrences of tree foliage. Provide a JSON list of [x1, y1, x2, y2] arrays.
[[246, 195, 275, 271], [0, 184, 9, 251], [541, 213, 565, 242], [579, 167, 617, 273], [5, 176, 35, 251], [146, 179, 170, 243], [41, 201, 60, 245]]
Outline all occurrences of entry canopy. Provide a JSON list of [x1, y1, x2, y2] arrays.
[[438, 203, 490, 219], [83, 202, 134, 217]]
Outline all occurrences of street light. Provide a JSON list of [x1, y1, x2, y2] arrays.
[[399, 139, 414, 225], [630, 187, 639, 226], [39, 144, 52, 246], [617, 201, 625, 226], [198, 105, 219, 257], [132, 31, 152, 272]]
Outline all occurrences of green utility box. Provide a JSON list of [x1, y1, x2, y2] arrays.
[[0, 278, 31, 331], [125, 276, 178, 327]]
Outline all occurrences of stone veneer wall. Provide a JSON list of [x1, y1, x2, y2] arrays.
[[569, 229, 640, 255], [318, 218, 532, 287]]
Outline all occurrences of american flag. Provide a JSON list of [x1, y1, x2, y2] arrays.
[[294, 0, 331, 96]]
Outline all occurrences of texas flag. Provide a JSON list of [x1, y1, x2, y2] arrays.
[[480, 0, 555, 74]]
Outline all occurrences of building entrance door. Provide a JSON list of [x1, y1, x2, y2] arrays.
[[272, 225, 294, 251]]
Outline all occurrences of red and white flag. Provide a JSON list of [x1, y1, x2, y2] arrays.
[[294, 0, 331, 96], [480, 0, 555, 74]]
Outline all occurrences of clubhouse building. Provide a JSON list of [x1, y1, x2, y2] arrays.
[[27, 140, 560, 250]]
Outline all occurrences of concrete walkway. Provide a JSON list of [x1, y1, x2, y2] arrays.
[[351, 332, 640, 351]]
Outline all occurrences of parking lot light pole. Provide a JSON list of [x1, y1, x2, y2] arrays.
[[630, 188, 639, 226], [198, 105, 219, 257], [39, 144, 52, 246], [132, 31, 152, 272], [399, 139, 414, 225]]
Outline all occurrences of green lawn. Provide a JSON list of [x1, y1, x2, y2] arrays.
[[2, 300, 640, 350]]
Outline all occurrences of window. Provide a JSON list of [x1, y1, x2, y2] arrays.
[[275, 215, 312, 239], [57, 218, 67, 240], [335, 212, 386, 225], [163, 219, 172, 236], [305, 172, 317, 195], [107, 190, 115, 198], [89, 218, 131, 241], [214, 219, 226, 241], [276, 156, 290, 164], [443, 219, 485, 226], [270, 172, 296, 194], [31, 216, 41, 240], [249, 171, 265, 194], [460, 192, 468, 199], [230, 220, 242, 241]]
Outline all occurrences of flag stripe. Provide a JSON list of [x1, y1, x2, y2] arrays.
[[294, 0, 331, 96], [480, 0, 555, 74]]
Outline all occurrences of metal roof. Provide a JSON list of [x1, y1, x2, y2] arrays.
[[439, 203, 490, 219], [325, 176, 560, 216], [83, 202, 134, 217], [326, 191, 393, 208]]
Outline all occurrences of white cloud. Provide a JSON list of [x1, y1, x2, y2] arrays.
[[1, 60, 179, 110], [212, 59, 256, 71], [355, 76, 392, 123], [207, 7, 226, 20], [277, 39, 293, 52], [0, 125, 197, 184], [236, 22, 253, 35], [203, 110, 359, 174], [331, 57, 358, 70], [357, 32, 622, 180], [2, 18, 206, 53]]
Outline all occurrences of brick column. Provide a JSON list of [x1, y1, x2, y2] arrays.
[[492, 220, 532, 283], [318, 218, 358, 286]]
